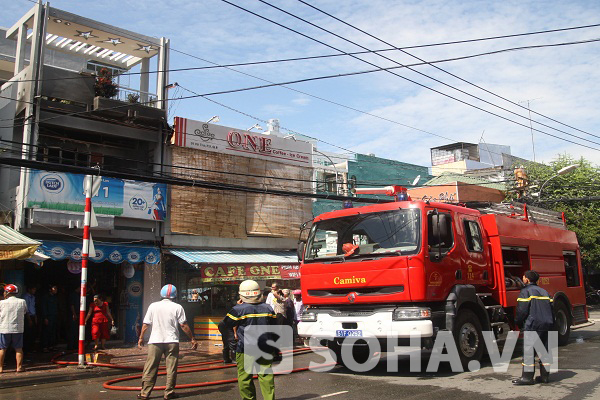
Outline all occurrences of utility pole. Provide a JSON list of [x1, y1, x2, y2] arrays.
[[78, 175, 93, 367], [518, 99, 541, 163], [526, 100, 536, 162], [78, 174, 101, 367]]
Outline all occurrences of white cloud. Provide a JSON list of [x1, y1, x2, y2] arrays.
[[292, 97, 311, 106]]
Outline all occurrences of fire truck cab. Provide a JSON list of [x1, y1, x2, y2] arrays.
[[297, 190, 589, 366]]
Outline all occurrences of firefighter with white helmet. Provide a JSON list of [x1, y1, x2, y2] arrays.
[[223, 280, 276, 400]]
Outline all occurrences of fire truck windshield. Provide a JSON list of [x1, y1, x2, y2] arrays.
[[304, 209, 421, 261]]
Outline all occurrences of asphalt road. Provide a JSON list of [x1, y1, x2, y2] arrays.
[[3, 311, 600, 400]]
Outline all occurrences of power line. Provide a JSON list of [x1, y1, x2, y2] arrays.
[[1, 139, 519, 190], [220, 0, 600, 152], [536, 196, 600, 203], [296, 0, 600, 142], [251, 0, 600, 149], [0, 156, 393, 204], [179, 84, 518, 164], [9, 36, 600, 85], [1, 73, 563, 168], [2, 51, 599, 153], [8, 3, 600, 150]]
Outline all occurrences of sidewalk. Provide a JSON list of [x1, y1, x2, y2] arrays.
[[0, 340, 226, 389]]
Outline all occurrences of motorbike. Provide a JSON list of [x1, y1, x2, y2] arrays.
[[586, 288, 600, 305]]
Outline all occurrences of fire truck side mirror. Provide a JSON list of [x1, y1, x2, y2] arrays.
[[297, 241, 305, 262], [427, 209, 453, 262]]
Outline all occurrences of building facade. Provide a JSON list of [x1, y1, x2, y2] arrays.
[[162, 116, 311, 333], [0, 3, 169, 343]]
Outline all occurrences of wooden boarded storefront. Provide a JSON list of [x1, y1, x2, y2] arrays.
[[170, 117, 313, 239]]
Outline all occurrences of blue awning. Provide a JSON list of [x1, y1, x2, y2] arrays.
[[39, 241, 161, 265], [167, 248, 297, 265]]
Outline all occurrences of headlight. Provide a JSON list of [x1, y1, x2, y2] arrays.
[[300, 312, 317, 322], [392, 307, 431, 321]]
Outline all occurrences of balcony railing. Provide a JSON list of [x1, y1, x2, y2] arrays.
[[112, 86, 159, 108]]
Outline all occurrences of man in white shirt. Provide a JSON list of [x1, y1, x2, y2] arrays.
[[265, 283, 280, 309], [0, 284, 29, 373], [137, 284, 197, 400]]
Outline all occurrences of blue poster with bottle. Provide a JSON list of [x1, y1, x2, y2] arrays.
[[124, 271, 144, 343], [27, 170, 167, 221]]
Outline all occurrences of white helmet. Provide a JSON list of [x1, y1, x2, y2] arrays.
[[239, 280, 262, 304]]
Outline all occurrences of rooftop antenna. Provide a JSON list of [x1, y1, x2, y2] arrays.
[[518, 98, 541, 162]]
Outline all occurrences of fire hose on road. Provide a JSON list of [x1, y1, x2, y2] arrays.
[[51, 347, 336, 392]]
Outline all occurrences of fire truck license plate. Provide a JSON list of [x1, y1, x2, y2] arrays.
[[336, 330, 362, 337]]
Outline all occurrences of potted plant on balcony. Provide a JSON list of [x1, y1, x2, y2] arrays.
[[94, 68, 118, 98]]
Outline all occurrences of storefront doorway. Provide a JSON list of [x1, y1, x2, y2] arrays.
[[23, 259, 127, 346]]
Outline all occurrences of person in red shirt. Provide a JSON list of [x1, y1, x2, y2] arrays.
[[84, 295, 114, 350]]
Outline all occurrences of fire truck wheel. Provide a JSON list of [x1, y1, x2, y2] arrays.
[[329, 341, 372, 367], [453, 309, 484, 368], [554, 301, 571, 346]]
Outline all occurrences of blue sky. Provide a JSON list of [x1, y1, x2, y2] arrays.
[[4, 0, 600, 167]]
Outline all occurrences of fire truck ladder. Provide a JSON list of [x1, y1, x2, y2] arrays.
[[466, 201, 566, 230]]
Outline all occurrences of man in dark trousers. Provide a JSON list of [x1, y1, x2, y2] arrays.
[[513, 270, 555, 385], [218, 316, 237, 363], [223, 280, 276, 400], [40, 285, 59, 352], [137, 284, 197, 400]]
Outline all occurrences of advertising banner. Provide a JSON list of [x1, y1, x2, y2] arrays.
[[39, 241, 161, 265], [28, 170, 167, 221], [173, 117, 313, 167], [123, 270, 144, 343], [198, 264, 300, 283]]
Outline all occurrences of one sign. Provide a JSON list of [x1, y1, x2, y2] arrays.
[[196, 264, 300, 283], [173, 117, 313, 167], [28, 171, 167, 221]]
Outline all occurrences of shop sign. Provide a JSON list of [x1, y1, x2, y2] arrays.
[[173, 117, 312, 167], [198, 264, 300, 283], [279, 264, 300, 279], [0, 245, 39, 260], [28, 170, 167, 221], [39, 241, 161, 265]]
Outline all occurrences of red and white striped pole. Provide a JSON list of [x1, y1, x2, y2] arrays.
[[78, 175, 93, 366]]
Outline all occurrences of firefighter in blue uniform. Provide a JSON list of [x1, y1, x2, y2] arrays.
[[512, 270, 554, 385], [222, 280, 276, 400], [218, 317, 237, 363]]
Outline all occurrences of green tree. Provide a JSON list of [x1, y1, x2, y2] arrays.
[[506, 154, 600, 274]]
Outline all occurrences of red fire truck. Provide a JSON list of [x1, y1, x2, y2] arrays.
[[297, 186, 589, 366]]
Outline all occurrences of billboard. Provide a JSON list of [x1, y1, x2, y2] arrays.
[[28, 171, 167, 221], [173, 117, 313, 167]]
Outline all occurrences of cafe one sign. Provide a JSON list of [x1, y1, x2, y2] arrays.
[[173, 117, 313, 167], [196, 264, 300, 283]]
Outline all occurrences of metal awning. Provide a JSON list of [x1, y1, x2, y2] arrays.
[[0, 225, 41, 260], [7, 6, 160, 69], [167, 248, 298, 265]]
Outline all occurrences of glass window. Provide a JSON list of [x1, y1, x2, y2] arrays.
[[464, 220, 483, 252], [305, 209, 421, 261], [563, 252, 580, 287]]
